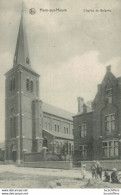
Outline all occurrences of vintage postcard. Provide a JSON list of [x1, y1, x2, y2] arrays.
[[0, 0, 121, 192]]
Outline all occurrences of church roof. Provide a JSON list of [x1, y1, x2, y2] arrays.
[[42, 102, 74, 121], [43, 128, 74, 140], [13, 9, 31, 68]]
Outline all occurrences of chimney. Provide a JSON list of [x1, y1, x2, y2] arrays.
[[83, 103, 87, 113], [77, 97, 84, 113], [106, 65, 111, 72]]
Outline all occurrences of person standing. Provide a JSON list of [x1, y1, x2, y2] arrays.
[[91, 160, 97, 178], [96, 161, 103, 179], [81, 164, 86, 179]]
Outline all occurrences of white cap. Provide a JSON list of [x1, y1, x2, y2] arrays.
[[112, 168, 117, 171]]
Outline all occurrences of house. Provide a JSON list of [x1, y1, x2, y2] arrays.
[[73, 66, 121, 161]]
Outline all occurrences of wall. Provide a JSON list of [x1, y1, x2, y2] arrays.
[[24, 152, 44, 162], [21, 161, 72, 169]]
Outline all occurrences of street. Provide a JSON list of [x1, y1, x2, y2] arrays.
[[0, 165, 120, 188]]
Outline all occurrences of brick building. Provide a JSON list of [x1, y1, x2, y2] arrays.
[[73, 66, 121, 161], [5, 12, 74, 164]]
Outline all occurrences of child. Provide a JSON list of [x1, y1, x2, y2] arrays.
[[111, 168, 120, 183], [103, 170, 110, 182], [81, 164, 86, 179], [96, 161, 103, 179], [91, 161, 97, 179]]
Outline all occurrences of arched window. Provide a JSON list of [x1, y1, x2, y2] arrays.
[[55, 124, 56, 131], [26, 79, 29, 91], [30, 81, 34, 92], [67, 128, 68, 134], [58, 125, 59, 132], [10, 78, 15, 91], [26, 57, 30, 65], [48, 123, 50, 130], [45, 122, 47, 130]]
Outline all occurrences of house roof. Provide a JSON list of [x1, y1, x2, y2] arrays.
[[42, 102, 74, 121]]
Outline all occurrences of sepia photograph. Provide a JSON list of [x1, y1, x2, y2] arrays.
[[0, 0, 121, 191]]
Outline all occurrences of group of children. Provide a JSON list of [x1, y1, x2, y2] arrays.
[[91, 161, 103, 179], [91, 160, 120, 183]]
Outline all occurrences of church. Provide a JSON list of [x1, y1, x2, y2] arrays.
[[5, 11, 74, 164], [73, 66, 121, 161]]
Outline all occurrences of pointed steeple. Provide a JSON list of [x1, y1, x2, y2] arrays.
[[13, 3, 31, 68]]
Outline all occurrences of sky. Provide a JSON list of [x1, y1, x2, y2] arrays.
[[0, 0, 121, 142]]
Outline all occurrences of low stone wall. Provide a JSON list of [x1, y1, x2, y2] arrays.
[[22, 161, 73, 170], [81, 160, 121, 171], [24, 152, 44, 162]]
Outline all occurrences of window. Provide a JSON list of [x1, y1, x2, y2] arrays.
[[102, 141, 119, 158], [67, 128, 68, 134], [26, 57, 29, 65], [79, 124, 87, 138], [45, 122, 47, 129], [64, 127, 66, 134], [106, 88, 112, 96], [58, 125, 59, 132], [30, 81, 34, 92], [26, 79, 29, 91], [48, 123, 50, 130], [79, 145, 87, 158], [10, 77, 15, 91], [105, 114, 115, 131], [55, 124, 57, 131], [106, 85, 112, 104], [26, 78, 34, 93]]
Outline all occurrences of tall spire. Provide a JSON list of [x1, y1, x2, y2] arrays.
[[13, 2, 31, 68]]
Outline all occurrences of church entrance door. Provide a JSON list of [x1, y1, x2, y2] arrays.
[[12, 151, 16, 162]]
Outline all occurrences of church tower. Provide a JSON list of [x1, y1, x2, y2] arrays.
[[5, 9, 42, 163]]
